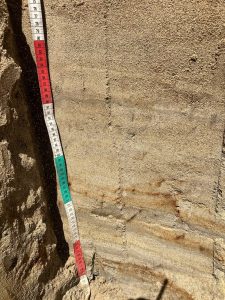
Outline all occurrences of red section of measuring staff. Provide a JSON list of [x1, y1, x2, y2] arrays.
[[73, 241, 86, 277], [34, 40, 53, 104]]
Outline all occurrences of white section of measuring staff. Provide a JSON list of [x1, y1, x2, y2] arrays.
[[64, 202, 80, 241], [28, 0, 44, 41], [43, 104, 63, 158]]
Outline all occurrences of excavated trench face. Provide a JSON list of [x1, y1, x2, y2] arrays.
[[1, 0, 225, 299]]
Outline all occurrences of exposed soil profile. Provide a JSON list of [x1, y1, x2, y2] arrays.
[[1, 0, 225, 299]]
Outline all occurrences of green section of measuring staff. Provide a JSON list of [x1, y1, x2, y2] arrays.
[[55, 155, 72, 204]]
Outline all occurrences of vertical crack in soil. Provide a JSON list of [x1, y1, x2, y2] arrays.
[[103, 0, 128, 261]]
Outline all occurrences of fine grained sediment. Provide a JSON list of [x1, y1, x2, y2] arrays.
[[1, 0, 225, 299]]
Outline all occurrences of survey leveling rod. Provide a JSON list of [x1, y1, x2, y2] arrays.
[[27, 0, 90, 292]]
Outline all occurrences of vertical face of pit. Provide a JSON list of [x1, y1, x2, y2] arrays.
[[1, 0, 225, 299]]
